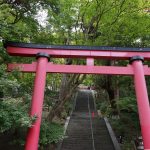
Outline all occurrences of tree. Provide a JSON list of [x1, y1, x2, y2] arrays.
[[0, 0, 149, 149]]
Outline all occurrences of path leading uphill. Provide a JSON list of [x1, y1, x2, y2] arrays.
[[60, 90, 120, 150]]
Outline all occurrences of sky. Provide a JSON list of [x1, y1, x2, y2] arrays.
[[35, 9, 48, 27]]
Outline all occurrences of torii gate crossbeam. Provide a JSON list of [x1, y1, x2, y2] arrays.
[[7, 63, 150, 75], [4, 41, 150, 150]]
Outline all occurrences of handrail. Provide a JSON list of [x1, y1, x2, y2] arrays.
[[104, 117, 121, 150]]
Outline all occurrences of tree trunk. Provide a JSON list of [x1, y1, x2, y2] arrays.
[[47, 73, 86, 122], [104, 60, 119, 115]]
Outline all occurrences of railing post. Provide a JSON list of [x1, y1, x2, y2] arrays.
[[25, 53, 50, 150], [130, 56, 150, 150]]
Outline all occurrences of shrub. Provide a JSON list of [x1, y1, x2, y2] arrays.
[[40, 121, 64, 146]]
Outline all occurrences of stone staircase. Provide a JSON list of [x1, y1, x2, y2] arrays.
[[60, 90, 118, 150]]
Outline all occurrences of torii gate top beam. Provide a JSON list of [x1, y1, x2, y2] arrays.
[[4, 41, 150, 60]]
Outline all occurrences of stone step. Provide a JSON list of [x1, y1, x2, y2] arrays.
[[60, 90, 115, 150]]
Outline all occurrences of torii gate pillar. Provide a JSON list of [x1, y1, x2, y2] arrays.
[[25, 53, 50, 150], [130, 56, 150, 149]]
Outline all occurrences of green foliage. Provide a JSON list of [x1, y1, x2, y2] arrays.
[[117, 97, 137, 113], [117, 96, 140, 129], [98, 101, 111, 115], [109, 97, 140, 149], [82, 75, 93, 86], [40, 122, 64, 145], [0, 98, 36, 133], [0, 64, 35, 134]]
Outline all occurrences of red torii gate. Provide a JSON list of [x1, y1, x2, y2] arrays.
[[4, 41, 150, 150]]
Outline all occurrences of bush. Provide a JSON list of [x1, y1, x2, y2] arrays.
[[0, 98, 36, 133], [40, 121, 64, 146]]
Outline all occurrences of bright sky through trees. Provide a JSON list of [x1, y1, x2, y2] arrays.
[[35, 9, 48, 27]]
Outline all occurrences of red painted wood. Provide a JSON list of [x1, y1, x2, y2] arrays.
[[132, 60, 150, 149], [6, 46, 150, 60], [25, 57, 48, 150], [7, 63, 150, 75], [86, 58, 94, 66], [7, 62, 37, 72]]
